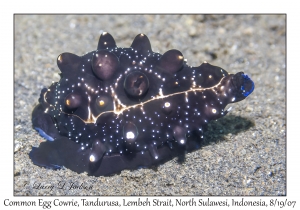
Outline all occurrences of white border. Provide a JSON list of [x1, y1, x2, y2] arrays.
[[2, 1, 298, 209]]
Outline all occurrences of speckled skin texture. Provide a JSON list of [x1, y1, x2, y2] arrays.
[[30, 32, 254, 176], [14, 15, 285, 195]]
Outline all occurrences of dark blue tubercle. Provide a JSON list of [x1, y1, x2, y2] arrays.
[[241, 74, 255, 97], [34, 127, 54, 141], [29, 147, 62, 170]]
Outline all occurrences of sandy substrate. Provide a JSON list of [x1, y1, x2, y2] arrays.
[[14, 14, 285, 195]]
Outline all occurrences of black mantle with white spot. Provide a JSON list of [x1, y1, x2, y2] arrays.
[[30, 32, 254, 176]]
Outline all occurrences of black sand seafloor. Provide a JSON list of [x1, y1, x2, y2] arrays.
[[14, 15, 285, 195]]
